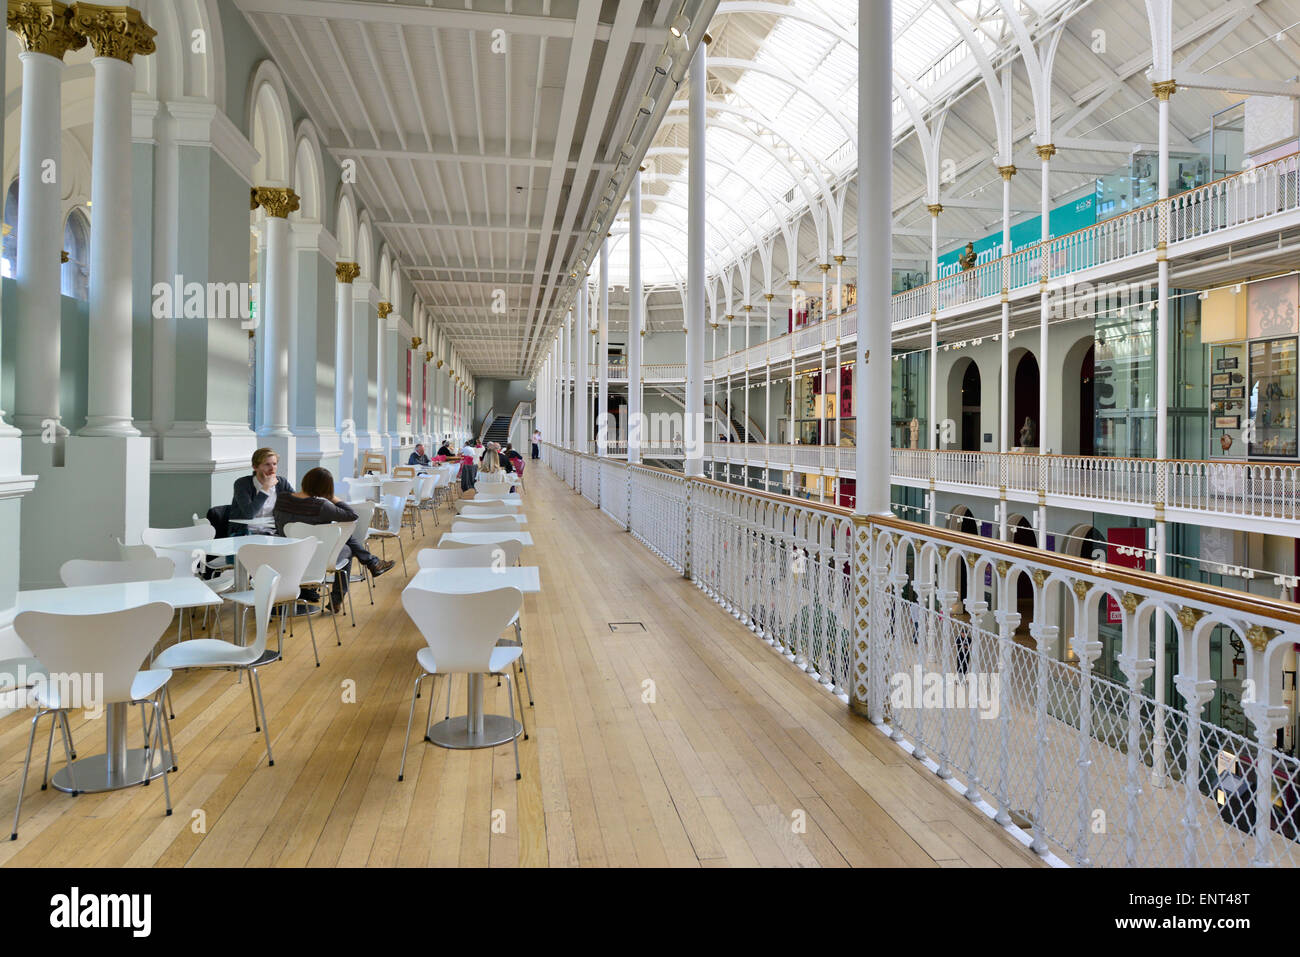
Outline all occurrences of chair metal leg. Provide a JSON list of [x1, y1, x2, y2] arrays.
[[513, 661, 529, 740], [398, 673, 426, 781], [57, 712, 78, 794], [11, 711, 45, 839], [423, 673, 437, 740], [504, 673, 521, 781], [248, 670, 261, 731], [250, 668, 274, 767], [445, 673, 453, 720], [40, 710, 57, 790], [398, 536, 408, 576], [165, 685, 175, 720], [160, 704, 177, 772], [149, 699, 172, 816], [328, 588, 341, 646], [303, 605, 320, 667]]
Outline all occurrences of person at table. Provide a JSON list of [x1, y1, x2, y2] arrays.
[[480, 449, 503, 476], [436, 438, 453, 458], [458, 439, 479, 493], [231, 447, 293, 535], [274, 467, 395, 612], [408, 443, 431, 467]]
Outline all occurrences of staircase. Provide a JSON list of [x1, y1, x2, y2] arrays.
[[484, 415, 512, 446]]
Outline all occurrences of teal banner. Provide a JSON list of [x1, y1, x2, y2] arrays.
[[936, 194, 1096, 279]]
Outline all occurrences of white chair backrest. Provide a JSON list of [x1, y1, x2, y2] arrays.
[[401, 586, 522, 674], [381, 478, 413, 500], [248, 565, 281, 658], [351, 500, 377, 535], [60, 557, 176, 587], [14, 602, 174, 703], [141, 525, 204, 548], [417, 475, 437, 500], [336, 478, 353, 501], [190, 517, 217, 538], [451, 517, 518, 532], [283, 522, 345, 583], [460, 502, 522, 515], [378, 494, 405, 533], [235, 539, 317, 603], [117, 541, 158, 562], [417, 539, 520, 568]]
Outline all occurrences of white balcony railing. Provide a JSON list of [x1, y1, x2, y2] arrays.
[[546, 445, 1300, 868]]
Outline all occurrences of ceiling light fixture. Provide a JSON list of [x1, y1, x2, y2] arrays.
[[655, 51, 673, 76], [669, 13, 689, 39], [638, 94, 656, 115]]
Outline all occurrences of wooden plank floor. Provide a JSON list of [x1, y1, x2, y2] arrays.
[[0, 465, 1043, 867]]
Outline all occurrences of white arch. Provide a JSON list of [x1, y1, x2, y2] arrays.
[[292, 119, 326, 223], [247, 60, 293, 188], [356, 213, 374, 282], [379, 248, 392, 301], [336, 189, 357, 261]]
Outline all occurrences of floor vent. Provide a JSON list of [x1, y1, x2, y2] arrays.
[[608, 622, 646, 633]]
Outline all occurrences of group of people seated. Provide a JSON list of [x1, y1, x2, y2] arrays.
[[450, 438, 525, 495], [229, 448, 396, 612]]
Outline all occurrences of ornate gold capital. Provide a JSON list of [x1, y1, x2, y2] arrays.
[[335, 261, 360, 283], [1151, 79, 1177, 101], [250, 186, 300, 219], [788, 279, 800, 288], [377, 301, 393, 319], [997, 164, 1018, 180], [1176, 606, 1205, 631], [436, 359, 444, 368], [1246, 624, 1277, 653], [763, 293, 774, 301], [926, 203, 943, 216], [69, 3, 156, 62], [424, 350, 433, 362], [7, 1, 85, 59], [818, 263, 831, 273], [60, 249, 68, 264], [833, 254, 846, 264], [410, 336, 422, 349], [1120, 592, 1141, 615], [1034, 143, 1057, 161], [742, 304, 753, 311], [724, 314, 734, 322]]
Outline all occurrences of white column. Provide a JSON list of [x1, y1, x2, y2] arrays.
[[334, 262, 358, 472], [575, 287, 589, 454], [563, 312, 573, 449], [999, 165, 1014, 540], [598, 239, 610, 456], [81, 11, 153, 436], [1036, 144, 1052, 539], [376, 301, 391, 458], [855, 0, 890, 516], [12, 13, 84, 435], [628, 170, 644, 464], [253, 188, 299, 473], [685, 40, 707, 476], [928, 205, 940, 527], [1153, 79, 1174, 787]]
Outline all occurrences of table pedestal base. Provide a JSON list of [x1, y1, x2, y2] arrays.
[[426, 715, 521, 750], [50, 748, 173, 794]]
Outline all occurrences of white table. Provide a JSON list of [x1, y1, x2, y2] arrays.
[[405, 566, 541, 749], [407, 566, 540, 594], [15, 577, 223, 794], [438, 531, 533, 547], [451, 514, 528, 525]]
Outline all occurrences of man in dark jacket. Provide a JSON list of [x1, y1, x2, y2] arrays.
[[230, 448, 293, 534], [408, 443, 431, 467]]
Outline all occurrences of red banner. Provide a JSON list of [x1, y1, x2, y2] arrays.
[[405, 355, 412, 425], [1106, 527, 1148, 623]]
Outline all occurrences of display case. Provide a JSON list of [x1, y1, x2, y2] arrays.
[[1248, 337, 1298, 458]]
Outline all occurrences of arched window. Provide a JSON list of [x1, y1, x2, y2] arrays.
[[62, 208, 91, 300], [2, 180, 17, 279]]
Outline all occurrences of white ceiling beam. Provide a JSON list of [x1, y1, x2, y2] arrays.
[[1174, 70, 1300, 98], [235, 0, 663, 41], [380, 221, 554, 236]]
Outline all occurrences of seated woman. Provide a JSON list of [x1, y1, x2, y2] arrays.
[[230, 448, 293, 535], [274, 467, 392, 612]]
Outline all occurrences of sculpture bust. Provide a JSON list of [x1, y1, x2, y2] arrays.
[[958, 242, 977, 271], [908, 417, 920, 449], [1019, 416, 1036, 447]]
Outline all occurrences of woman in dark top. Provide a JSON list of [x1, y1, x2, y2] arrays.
[[274, 467, 362, 611]]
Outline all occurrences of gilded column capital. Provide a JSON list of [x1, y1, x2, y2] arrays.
[[436, 359, 444, 368], [742, 304, 753, 312], [335, 261, 361, 283], [788, 279, 800, 288], [377, 301, 393, 319], [997, 164, 1018, 180], [7, 1, 85, 59], [926, 203, 943, 216], [818, 263, 831, 273], [763, 293, 774, 301], [425, 350, 434, 362], [724, 314, 734, 322], [250, 186, 300, 218], [60, 249, 68, 263], [410, 336, 422, 349], [833, 254, 846, 264], [69, 3, 156, 62], [1034, 143, 1057, 161], [1151, 79, 1177, 100]]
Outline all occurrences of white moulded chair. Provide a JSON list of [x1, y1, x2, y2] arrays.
[[10, 601, 176, 839], [368, 495, 409, 576], [154, 566, 281, 767], [457, 501, 523, 516], [59, 557, 175, 587], [415, 540, 533, 709], [283, 522, 346, 648], [222, 539, 318, 666], [380, 479, 417, 536], [397, 586, 526, 782], [349, 500, 379, 613]]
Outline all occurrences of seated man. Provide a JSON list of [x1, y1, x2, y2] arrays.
[[231, 448, 293, 535], [436, 437, 453, 458], [408, 443, 431, 467]]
